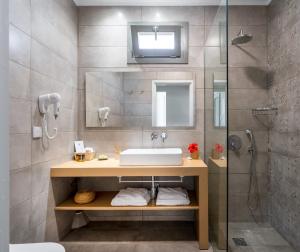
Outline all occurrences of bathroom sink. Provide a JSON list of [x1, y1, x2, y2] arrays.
[[120, 148, 183, 166]]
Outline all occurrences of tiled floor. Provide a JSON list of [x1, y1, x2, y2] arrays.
[[62, 241, 215, 252], [63, 221, 196, 242], [228, 222, 296, 252], [60, 221, 297, 252], [62, 221, 212, 252]]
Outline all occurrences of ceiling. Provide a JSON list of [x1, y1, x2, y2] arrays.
[[73, 0, 272, 6]]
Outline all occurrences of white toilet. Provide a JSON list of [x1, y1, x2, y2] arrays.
[[10, 243, 65, 252]]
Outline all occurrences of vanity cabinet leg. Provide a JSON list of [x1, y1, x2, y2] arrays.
[[196, 170, 208, 249]]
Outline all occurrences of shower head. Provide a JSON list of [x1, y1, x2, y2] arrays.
[[231, 29, 253, 45]]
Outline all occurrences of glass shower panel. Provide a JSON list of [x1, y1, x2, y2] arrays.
[[204, 1, 228, 251], [227, 1, 298, 251]]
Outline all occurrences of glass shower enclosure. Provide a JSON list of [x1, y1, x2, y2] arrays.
[[203, 1, 228, 251]]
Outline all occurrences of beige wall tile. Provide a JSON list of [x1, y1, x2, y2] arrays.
[[10, 133, 31, 171], [30, 71, 53, 101], [10, 199, 31, 243], [9, 25, 31, 67], [10, 167, 31, 208], [79, 26, 127, 47], [141, 6, 204, 25], [229, 67, 268, 89], [189, 26, 205, 47], [30, 191, 49, 230], [229, 153, 269, 174], [229, 89, 268, 110], [31, 162, 51, 197], [229, 46, 267, 67], [204, 6, 226, 26], [188, 46, 204, 67], [123, 79, 152, 92], [204, 25, 220, 47], [79, 7, 142, 25], [229, 6, 267, 26], [29, 220, 46, 243], [10, 99, 31, 134], [204, 46, 224, 68], [9, 61, 30, 100], [31, 12, 77, 65], [9, 0, 31, 35], [79, 47, 127, 68], [156, 71, 194, 80], [124, 71, 157, 80]]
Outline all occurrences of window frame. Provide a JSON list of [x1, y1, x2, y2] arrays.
[[128, 22, 189, 64]]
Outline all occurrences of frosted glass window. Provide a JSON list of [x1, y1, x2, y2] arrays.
[[156, 92, 167, 127], [213, 73, 227, 128], [214, 89, 226, 128], [128, 22, 188, 64], [138, 32, 175, 50]]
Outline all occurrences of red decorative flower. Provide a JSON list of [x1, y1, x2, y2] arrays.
[[188, 143, 199, 153], [215, 144, 224, 154]]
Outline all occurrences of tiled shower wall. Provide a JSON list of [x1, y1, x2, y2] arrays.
[[267, 0, 300, 249], [9, 0, 78, 243], [228, 6, 270, 222]]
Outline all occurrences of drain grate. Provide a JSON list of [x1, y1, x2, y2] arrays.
[[232, 238, 248, 246]]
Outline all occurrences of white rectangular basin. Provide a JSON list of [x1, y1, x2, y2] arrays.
[[120, 148, 183, 166]]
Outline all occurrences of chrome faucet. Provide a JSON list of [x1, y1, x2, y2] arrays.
[[161, 132, 168, 143], [151, 132, 158, 141]]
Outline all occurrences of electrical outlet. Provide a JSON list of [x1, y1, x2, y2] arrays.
[[32, 126, 42, 139]]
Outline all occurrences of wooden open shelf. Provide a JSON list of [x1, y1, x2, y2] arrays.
[[55, 191, 198, 211], [51, 158, 209, 249]]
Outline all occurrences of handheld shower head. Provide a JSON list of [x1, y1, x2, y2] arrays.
[[245, 129, 256, 154], [245, 129, 252, 137], [245, 129, 253, 141]]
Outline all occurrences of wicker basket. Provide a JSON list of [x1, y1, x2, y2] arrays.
[[84, 151, 95, 161], [74, 191, 96, 204]]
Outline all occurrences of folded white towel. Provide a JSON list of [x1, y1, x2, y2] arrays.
[[111, 188, 150, 206], [156, 187, 190, 206]]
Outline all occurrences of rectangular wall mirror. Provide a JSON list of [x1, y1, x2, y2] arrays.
[[85, 70, 198, 129]]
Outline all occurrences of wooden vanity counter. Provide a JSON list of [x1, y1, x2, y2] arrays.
[[51, 158, 207, 177], [51, 158, 208, 250]]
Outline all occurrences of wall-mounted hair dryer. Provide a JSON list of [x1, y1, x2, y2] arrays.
[[98, 107, 110, 127], [38, 93, 61, 139]]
